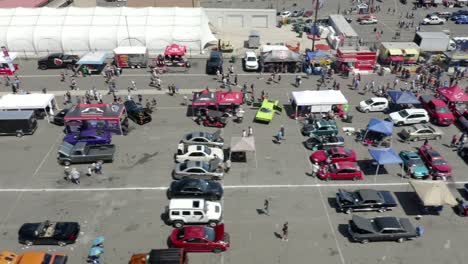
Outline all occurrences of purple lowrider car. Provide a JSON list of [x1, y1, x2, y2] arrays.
[[64, 129, 112, 145]]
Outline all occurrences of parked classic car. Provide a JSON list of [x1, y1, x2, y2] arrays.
[[418, 144, 452, 178], [175, 145, 224, 163], [348, 215, 420, 244], [173, 161, 224, 180], [52, 108, 69, 126], [398, 124, 443, 142], [124, 100, 152, 125], [303, 135, 345, 150], [167, 179, 223, 200], [317, 161, 363, 181], [302, 120, 338, 137], [399, 151, 429, 178], [57, 142, 115, 166], [169, 224, 230, 253], [18, 221, 80, 246], [335, 189, 397, 214], [181, 131, 224, 147], [310, 147, 357, 165], [63, 129, 111, 145], [254, 99, 282, 123]]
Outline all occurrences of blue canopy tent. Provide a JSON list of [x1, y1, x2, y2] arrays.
[[76, 51, 109, 75], [368, 148, 403, 178], [387, 91, 420, 105], [363, 118, 394, 146]]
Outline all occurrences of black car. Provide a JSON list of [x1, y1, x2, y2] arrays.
[[52, 108, 70, 126], [348, 215, 420, 244], [335, 189, 397, 214], [458, 143, 468, 161], [124, 100, 152, 125], [18, 221, 80, 246], [38, 53, 79, 70], [303, 135, 345, 150], [167, 178, 223, 200], [206, 51, 223, 74]]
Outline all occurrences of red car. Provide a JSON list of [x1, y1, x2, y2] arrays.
[[418, 144, 452, 178], [317, 161, 363, 181], [419, 95, 454, 126], [310, 147, 357, 165], [357, 14, 377, 22], [169, 224, 230, 253]]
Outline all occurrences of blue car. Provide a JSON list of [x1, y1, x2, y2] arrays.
[[399, 151, 429, 179], [64, 129, 112, 145], [455, 17, 468, 24], [452, 15, 468, 21]]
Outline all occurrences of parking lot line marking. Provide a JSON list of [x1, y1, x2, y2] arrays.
[[0, 181, 467, 192], [18, 73, 305, 78]]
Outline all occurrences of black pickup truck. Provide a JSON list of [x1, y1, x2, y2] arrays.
[[38, 53, 79, 70], [335, 189, 397, 214]]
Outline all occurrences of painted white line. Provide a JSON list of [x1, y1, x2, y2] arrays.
[[0, 181, 466, 192], [18, 73, 306, 78]]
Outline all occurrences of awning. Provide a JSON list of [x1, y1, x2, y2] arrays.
[[337, 57, 357, 62], [217, 91, 243, 106], [230, 136, 255, 152], [113, 46, 147, 55], [410, 180, 457, 206], [388, 49, 403, 55], [192, 91, 217, 107], [291, 90, 348, 106], [261, 50, 302, 63], [387, 91, 420, 104], [389, 56, 404, 62], [437, 85, 468, 102], [64, 103, 125, 121], [0, 93, 55, 110], [404, 48, 419, 55], [367, 118, 393, 136], [77, 52, 109, 65]]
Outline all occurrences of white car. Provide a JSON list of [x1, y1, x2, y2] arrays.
[[167, 198, 222, 228], [389, 109, 430, 126], [360, 18, 378, 24], [243, 51, 259, 71], [358, 98, 389, 113], [422, 16, 445, 25], [175, 145, 224, 163], [280, 11, 291, 18]]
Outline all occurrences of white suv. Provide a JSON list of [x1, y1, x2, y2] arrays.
[[358, 97, 389, 113], [243, 51, 259, 71], [167, 198, 222, 228], [389, 109, 429, 126]]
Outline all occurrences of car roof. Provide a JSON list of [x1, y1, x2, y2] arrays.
[[369, 97, 387, 102], [335, 161, 357, 169], [403, 151, 419, 158], [331, 147, 347, 154], [185, 160, 207, 168], [245, 51, 256, 57], [188, 145, 206, 151], [426, 149, 442, 158], [431, 99, 447, 106], [404, 108, 427, 114], [183, 226, 207, 239], [374, 217, 403, 229], [357, 189, 380, 201], [169, 198, 205, 209]]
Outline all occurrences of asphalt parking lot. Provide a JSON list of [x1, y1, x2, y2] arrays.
[[0, 52, 467, 264]]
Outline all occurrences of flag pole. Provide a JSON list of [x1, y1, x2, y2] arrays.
[[311, 0, 320, 51]]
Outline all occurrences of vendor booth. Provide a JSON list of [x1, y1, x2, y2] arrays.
[[410, 180, 457, 214], [291, 90, 348, 116], [0, 93, 58, 121], [113, 46, 148, 68], [335, 47, 377, 74], [76, 51, 110, 75], [192, 91, 217, 107], [64, 103, 126, 135], [437, 85, 468, 103], [368, 148, 403, 177], [378, 42, 420, 66], [358, 118, 393, 147], [153, 44, 191, 69], [230, 136, 257, 167], [304, 50, 333, 75], [260, 50, 303, 73], [387, 91, 420, 111], [217, 91, 243, 108], [0, 49, 19, 76]]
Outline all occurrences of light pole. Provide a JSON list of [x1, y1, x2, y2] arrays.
[[311, 0, 321, 51]]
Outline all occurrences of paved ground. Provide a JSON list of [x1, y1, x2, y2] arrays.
[[0, 54, 467, 264]]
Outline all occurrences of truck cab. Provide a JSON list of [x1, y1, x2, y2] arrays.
[[38, 53, 78, 70], [419, 95, 454, 126], [129, 249, 187, 264]]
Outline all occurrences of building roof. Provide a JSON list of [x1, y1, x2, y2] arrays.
[[380, 42, 420, 50], [0, 94, 55, 110], [0, 110, 34, 120], [329, 14, 359, 38], [0, 0, 48, 8], [416, 31, 449, 39]]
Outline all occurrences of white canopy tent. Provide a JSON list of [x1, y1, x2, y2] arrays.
[[0, 7, 217, 56], [291, 90, 348, 116], [0, 93, 57, 121]]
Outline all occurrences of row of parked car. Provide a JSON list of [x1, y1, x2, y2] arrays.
[[164, 131, 230, 253]]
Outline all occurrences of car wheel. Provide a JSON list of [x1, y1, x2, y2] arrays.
[[208, 220, 218, 227], [57, 241, 67, 247], [39, 64, 47, 70], [345, 208, 353, 214], [360, 239, 369, 244], [213, 247, 222, 253], [377, 208, 386, 213], [25, 240, 34, 246], [63, 160, 71, 166], [173, 221, 184, 228], [397, 237, 405, 243], [364, 109, 369, 113], [352, 176, 359, 181]]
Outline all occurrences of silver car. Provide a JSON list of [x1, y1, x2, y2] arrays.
[[181, 131, 224, 148], [399, 124, 443, 142], [173, 160, 224, 180]]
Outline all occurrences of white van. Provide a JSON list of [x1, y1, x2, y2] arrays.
[[389, 109, 429, 126], [167, 198, 222, 228]]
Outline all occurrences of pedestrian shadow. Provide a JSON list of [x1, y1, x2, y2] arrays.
[[273, 232, 283, 240], [256, 209, 266, 215]]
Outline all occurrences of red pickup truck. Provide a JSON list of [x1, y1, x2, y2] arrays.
[[419, 95, 454, 126]]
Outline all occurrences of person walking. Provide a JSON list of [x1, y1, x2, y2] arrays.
[[242, 129, 247, 137], [423, 139, 429, 146], [248, 126, 253, 137], [263, 199, 270, 215], [280, 125, 285, 139], [450, 134, 459, 147], [276, 130, 283, 144], [234, 74, 238, 86], [70, 168, 80, 185], [281, 222, 289, 241], [277, 74, 281, 83], [94, 161, 103, 174], [224, 159, 231, 173]]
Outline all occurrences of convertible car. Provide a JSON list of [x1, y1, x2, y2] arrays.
[[255, 99, 282, 123], [18, 221, 80, 246]]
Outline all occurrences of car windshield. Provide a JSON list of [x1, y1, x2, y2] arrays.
[[436, 106, 449, 113], [399, 110, 410, 118], [179, 163, 187, 171], [247, 57, 256, 61], [260, 108, 272, 113], [204, 227, 215, 241], [432, 159, 447, 165], [365, 99, 374, 105]]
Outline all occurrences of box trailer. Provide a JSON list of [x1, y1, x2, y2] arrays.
[[413, 32, 455, 52]]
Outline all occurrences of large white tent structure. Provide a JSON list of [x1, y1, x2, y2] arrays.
[[0, 93, 58, 120], [0, 7, 217, 57], [291, 90, 348, 115]]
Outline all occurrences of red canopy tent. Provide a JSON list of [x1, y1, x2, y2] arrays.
[[217, 91, 243, 106], [164, 44, 187, 56], [437, 86, 468, 102], [192, 91, 217, 107], [64, 103, 126, 135]]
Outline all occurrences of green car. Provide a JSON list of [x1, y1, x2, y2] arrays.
[[302, 120, 338, 137], [255, 99, 282, 123], [399, 151, 429, 178]]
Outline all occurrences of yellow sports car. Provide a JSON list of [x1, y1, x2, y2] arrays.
[[255, 99, 282, 123]]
